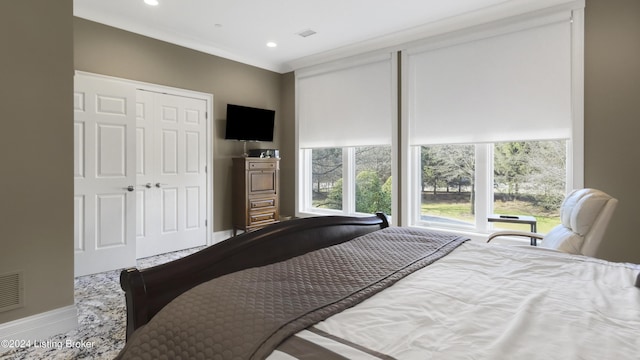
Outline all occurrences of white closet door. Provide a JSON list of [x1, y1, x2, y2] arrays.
[[74, 74, 137, 277], [134, 90, 159, 255], [136, 91, 207, 258]]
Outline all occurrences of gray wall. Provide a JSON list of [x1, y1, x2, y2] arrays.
[[0, 0, 74, 323], [1, 0, 639, 328], [584, 0, 640, 262], [278, 72, 296, 218], [74, 18, 294, 232]]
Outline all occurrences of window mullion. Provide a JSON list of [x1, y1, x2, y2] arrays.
[[410, 146, 422, 225], [343, 147, 356, 214], [475, 144, 492, 233], [301, 149, 312, 212]]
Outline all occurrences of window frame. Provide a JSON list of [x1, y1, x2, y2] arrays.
[[411, 141, 572, 234], [299, 146, 396, 220]]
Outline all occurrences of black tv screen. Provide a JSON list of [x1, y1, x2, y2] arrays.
[[224, 104, 275, 142]]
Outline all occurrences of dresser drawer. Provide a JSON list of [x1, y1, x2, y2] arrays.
[[248, 210, 277, 226], [249, 161, 277, 170], [250, 197, 276, 210]]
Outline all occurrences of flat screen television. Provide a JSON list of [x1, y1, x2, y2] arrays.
[[224, 104, 275, 142]]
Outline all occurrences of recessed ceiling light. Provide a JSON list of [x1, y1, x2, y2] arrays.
[[144, 0, 159, 6], [266, 42, 278, 48]]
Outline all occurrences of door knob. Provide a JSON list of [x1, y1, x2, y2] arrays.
[[145, 183, 152, 189], [155, 183, 168, 188], [125, 185, 135, 192]]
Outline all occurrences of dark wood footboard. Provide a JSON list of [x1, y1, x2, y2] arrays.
[[120, 213, 389, 340]]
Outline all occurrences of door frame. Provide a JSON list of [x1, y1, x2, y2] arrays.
[[75, 71, 214, 248]]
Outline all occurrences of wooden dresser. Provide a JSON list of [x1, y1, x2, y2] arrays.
[[232, 157, 280, 235]]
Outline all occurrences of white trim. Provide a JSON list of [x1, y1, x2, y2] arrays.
[[389, 52, 399, 225], [211, 230, 234, 246], [402, 10, 571, 57], [570, 8, 585, 190], [294, 78, 302, 217], [399, 52, 412, 227], [475, 144, 492, 233], [74, 71, 215, 246], [295, 52, 394, 79], [343, 148, 355, 213], [298, 149, 312, 215], [0, 305, 78, 352], [73, 11, 285, 73]]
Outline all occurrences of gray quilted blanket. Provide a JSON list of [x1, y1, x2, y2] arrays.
[[116, 227, 468, 360]]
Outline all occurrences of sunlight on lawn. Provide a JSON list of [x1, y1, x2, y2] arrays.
[[422, 200, 561, 234]]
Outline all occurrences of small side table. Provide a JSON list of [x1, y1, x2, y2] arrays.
[[488, 214, 538, 246]]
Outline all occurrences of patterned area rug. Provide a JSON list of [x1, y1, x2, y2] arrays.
[[1, 247, 205, 360]]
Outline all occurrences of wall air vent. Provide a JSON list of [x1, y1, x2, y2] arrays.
[[296, 29, 317, 38], [0, 271, 24, 313]]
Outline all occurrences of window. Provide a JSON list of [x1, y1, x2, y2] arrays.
[[419, 144, 475, 228], [418, 140, 566, 233], [493, 140, 566, 233], [311, 148, 343, 211], [405, 10, 581, 234], [355, 146, 392, 215], [296, 8, 583, 231], [297, 53, 397, 219], [305, 146, 392, 216]]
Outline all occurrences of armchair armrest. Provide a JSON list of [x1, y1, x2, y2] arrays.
[[487, 230, 543, 244]]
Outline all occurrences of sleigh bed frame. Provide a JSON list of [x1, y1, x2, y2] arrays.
[[119, 213, 389, 339], [118, 213, 640, 359]]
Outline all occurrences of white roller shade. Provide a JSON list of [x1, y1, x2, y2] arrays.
[[408, 15, 572, 145], [297, 55, 394, 148]]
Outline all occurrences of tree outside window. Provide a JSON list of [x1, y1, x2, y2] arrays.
[[420, 140, 566, 233], [311, 146, 392, 215]]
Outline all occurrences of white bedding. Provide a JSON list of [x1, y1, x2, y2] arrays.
[[268, 242, 640, 359]]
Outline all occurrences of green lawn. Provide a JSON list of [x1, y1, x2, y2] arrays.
[[422, 201, 560, 234], [494, 200, 560, 233]]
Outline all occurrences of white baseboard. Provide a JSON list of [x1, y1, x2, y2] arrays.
[[0, 305, 78, 351], [211, 230, 234, 246]]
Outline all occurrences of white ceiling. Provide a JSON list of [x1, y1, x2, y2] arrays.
[[73, 0, 570, 73]]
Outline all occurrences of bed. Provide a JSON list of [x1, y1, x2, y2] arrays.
[[117, 214, 640, 359]]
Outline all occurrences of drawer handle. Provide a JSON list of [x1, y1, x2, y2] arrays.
[[251, 199, 275, 208], [249, 163, 275, 169], [251, 214, 274, 222]]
